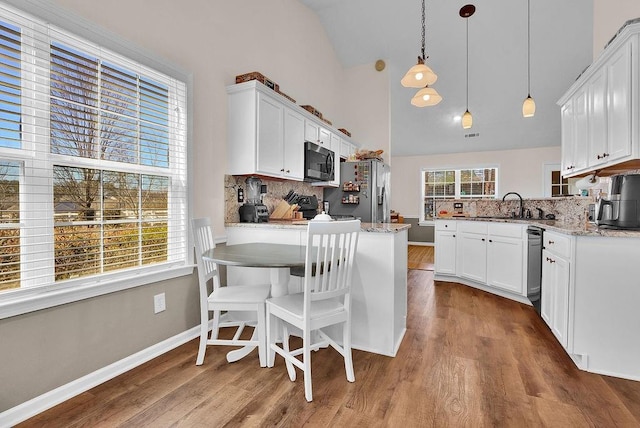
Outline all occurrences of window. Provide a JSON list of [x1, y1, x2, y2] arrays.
[[0, 4, 187, 304], [422, 167, 498, 221]]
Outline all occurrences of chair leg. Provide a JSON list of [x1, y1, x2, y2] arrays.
[[282, 324, 296, 381], [266, 305, 275, 368], [211, 310, 221, 340], [196, 315, 209, 366], [256, 303, 266, 368], [303, 329, 313, 402], [343, 320, 355, 382]]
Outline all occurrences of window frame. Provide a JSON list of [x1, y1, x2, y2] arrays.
[[420, 165, 499, 225], [0, 0, 193, 320]]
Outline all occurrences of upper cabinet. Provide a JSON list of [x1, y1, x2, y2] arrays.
[[558, 25, 638, 177], [227, 81, 357, 185]]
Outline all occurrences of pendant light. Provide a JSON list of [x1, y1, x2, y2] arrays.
[[401, 0, 438, 89], [460, 4, 475, 129], [411, 86, 442, 107], [522, 0, 536, 117]]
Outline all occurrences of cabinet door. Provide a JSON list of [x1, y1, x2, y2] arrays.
[[550, 255, 570, 349], [588, 67, 607, 167], [487, 235, 524, 294], [607, 40, 632, 163], [340, 139, 353, 159], [561, 100, 575, 175], [283, 108, 304, 180], [458, 232, 487, 283], [256, 92, 284, 175], [573, 87, 589, 172], [318, 127, 331, 147], [541, 249, 570, 349], [435, 231, 457, 275], [541, 249, 553, 326], [304, 120, 319, 142]]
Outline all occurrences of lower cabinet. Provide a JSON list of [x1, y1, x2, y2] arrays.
[[435, 220, 526, 299], [541, 248, 571, 349]]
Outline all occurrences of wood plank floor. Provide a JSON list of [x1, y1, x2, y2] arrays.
[[19, 246, 640, 427]]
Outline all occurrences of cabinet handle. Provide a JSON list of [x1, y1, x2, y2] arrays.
[[286, 169, 290, 173], [280, 168, 285, 172], [597, 154, 603, 160], [548, 240, 555, 245], [489, 239, 493, 242], [546, 257, 555, 263], [453, 234, 456, 238], [604, 152, 609, 158], [481, 238, 485, 241], [444, 224, 448, 228]]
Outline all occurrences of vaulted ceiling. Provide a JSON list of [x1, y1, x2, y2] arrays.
[[300, 0, 594, 156]]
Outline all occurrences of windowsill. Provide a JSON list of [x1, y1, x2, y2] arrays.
[[0, 264, 195, 320]]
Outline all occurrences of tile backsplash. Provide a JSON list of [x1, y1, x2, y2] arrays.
[[225, 175, 323, 223]]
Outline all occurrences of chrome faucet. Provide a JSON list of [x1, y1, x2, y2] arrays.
[[502, 192, 524, 218]]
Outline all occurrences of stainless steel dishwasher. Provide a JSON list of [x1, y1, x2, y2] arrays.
[[526, 226, 544, 314]]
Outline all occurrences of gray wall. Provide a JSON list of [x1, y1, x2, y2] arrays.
[[0, 273, 200, 411], [405, 217, 434, 244]]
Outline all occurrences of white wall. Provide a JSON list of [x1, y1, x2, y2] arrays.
[[341, 62, 391, 164], [593, 0, 640, 58], [390, 146, 561, 217]]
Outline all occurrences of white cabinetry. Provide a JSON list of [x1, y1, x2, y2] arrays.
[[486, 223, 525, 294], [228, 84, 302, 180], [458, 221, 488, 283], [228, 81, 357, 185], [434, 220, 457, 275], [541, 231, 572, 349], [435, 220, 526, 301], [558, 28, 636, 177]]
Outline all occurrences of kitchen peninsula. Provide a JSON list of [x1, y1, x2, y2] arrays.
[[224, 221, 410, 357]]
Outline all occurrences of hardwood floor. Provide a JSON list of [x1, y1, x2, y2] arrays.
[[407, 244, 434, 270], [19, 246, 640, 427]]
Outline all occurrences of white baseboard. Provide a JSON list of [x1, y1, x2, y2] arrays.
[[0, 324, 203, 427], [408, 241, 434, 246]]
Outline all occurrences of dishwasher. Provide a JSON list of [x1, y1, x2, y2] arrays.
[[526, 226, 544, 314]]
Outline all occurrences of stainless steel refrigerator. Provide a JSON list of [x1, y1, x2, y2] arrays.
[[323, 160, 390, 223]]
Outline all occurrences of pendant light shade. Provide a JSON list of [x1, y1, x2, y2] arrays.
[[411, 86, 442, 107], [402, 0, 441, 105], [462, 109, 473, 129], [460, 4, 475, 129], [522, 95, 536, 117], [523, 0, 535, 117], [401, 58, 437, 88]]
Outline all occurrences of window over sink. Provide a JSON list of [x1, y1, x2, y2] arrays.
[[421, 167, 498, 221]]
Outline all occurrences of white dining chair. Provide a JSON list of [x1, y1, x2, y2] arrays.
[[266, 219, 360, 402], [191, 217, 271, 366]]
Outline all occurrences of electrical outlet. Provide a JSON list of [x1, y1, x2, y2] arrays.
[[154, 293, 166, 314]]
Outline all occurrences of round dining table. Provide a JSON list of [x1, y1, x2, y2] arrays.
[[202, 242, 309, 363]]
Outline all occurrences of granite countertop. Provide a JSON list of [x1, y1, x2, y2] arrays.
[[437, 216, 640, 238], [225, 221, 411, 234]]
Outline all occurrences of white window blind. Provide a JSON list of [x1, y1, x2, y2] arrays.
[[0, 3, 188, 296]]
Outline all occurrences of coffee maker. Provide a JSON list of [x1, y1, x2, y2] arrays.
[[596, 174, 640, 229], [239, 176, 269, 223]]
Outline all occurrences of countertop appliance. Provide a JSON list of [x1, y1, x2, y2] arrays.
[[526, 225, 544, 314], [596, 174, 640, 229], [304, 141, 335, 182], [239, 176, 269, 223], [323, 159, 390, 223], [297, 195, 319, 219]]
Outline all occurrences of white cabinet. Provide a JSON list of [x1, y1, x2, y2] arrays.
[[558, 28, 636, 177], [227, 81, 358, 185], [434, 221, 457, 275], [340, 138, 356, 160], [459, 229, 487, 283], [435, 220, 526, 301], [487, 223, 524, 294], [541, 231, 572, 349], [283, 108, 305, 180], [228, 84, 302, 180]]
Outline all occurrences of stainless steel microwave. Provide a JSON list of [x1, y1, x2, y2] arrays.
[[304, 141, 335, 182]]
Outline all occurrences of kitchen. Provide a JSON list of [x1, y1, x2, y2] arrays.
[[3, 0, 640, 425]]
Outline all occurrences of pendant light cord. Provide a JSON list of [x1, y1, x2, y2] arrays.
[[466, 17, 469, 109], [527, 0, 531, 96], [421, 0, 426, 61]]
